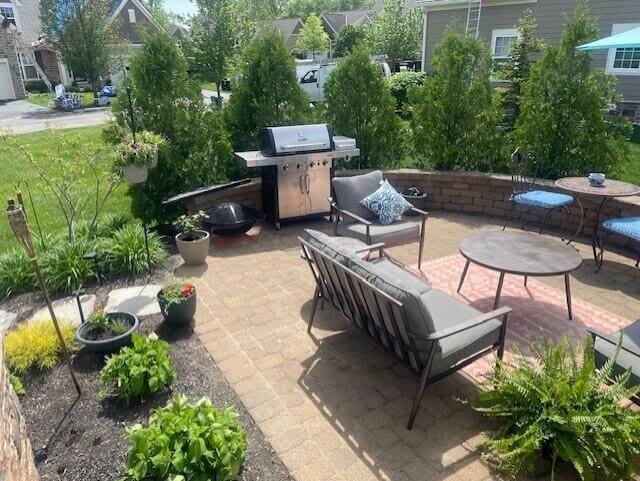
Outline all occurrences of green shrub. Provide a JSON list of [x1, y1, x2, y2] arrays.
[[9, 372, 26, 397], [388, 71, 428, 112], [325, 46, 402, 169], [77, 212, 133, 240], [100, 332, 176, 401], [475, 337, 640, 480], [4, 320, 77, 374], [0, 249, 36, 299], [41, 238, 96, 293], [411, 28, 504, 172], [100, 224, 167, 276], [24, 80, 49, 93], [123, 394, 246, 481]]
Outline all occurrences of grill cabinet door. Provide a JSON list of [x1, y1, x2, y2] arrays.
[[278, 167, 306, 220], [305, 166, 331, 215]]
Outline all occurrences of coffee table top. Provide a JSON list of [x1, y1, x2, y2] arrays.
[[555, 177, 640, 197], [459, 231, 583, 276]]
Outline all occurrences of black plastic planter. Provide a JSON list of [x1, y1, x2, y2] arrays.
[[157, 290, 197, 325], [402, 193, 428, 216], [76, 312, 139, 353]]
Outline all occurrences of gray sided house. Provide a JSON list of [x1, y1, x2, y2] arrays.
[[257, 17, 304, 50], [418, 0, 640, 120], [320, 9, 376, 40]]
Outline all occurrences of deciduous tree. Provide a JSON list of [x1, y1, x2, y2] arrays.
[[334, 24, 365, 58], [366, 0, 421, 68], [40, 0, 126, 91], [296, 14, 329, 59]]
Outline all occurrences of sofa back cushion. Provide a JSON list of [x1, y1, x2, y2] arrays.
[[332, 170, 384, 223]]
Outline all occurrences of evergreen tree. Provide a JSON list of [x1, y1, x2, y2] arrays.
[[325, 46, 401, 168], [296, 14, 329, 59], [411, 29, 503, 171], [515, 3, 632, 178], [225, 29, 310, 150], [334, 24, 366, 58]]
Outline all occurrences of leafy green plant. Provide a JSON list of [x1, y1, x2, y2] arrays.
[[4, 320, 77, 374], [325, 46, 402, 169], [173, 211, 208, 240], [475, 337, 640, 481], [40, 237, 97, 293], [100, 224, 167, 276], [100, 332, 176, 401], [388, 71, 428, 112], [123, 394, 246, 480], [114, 131, 165, 169], [86, 310, 131, 336], [9, 372, 26, 397], [159, 276, 196, 313], [0, 248, 36, 299]]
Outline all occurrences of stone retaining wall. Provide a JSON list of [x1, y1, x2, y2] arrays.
[[0, 340, 39, 481], [183, 170, 640, 246]]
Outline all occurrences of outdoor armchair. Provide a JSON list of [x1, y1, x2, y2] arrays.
[[330, 170, 428, 269]]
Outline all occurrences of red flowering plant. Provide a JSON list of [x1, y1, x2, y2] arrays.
[[159, 276, 196, 309], [114, 130, 164, 169]]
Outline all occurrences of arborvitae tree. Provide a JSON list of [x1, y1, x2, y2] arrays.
[[225, 28, 310, 150], [325, 46, 401, 168], [515, 3, 632, 178], [411, 29, 503, 171]]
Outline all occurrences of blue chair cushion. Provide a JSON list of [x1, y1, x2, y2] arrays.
[[360, 180, 413, 225], [512, 190, 574, 209], [602, 217, 640, 241]]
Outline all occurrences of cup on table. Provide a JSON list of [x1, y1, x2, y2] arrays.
[[588, 173, 606, 186]]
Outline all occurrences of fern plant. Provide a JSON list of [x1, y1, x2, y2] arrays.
[[475, 336, 640, 481]]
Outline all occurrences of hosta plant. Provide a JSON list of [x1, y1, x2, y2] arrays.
[[475, 337, 640, 481], [100, 332, 175, 401], [123, 394, 246, 481]]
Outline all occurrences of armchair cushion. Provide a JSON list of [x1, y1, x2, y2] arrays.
[[336, 221, 420, 246], [593, 320, 640, 386], [512, 190, 573, 209], [360, 180, 413, 225], [302, 229, 367, 266], [602, 217, 640, 242], [332, 170, 384, 223]]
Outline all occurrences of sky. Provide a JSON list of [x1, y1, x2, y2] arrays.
[[164, 0, 198, 17]]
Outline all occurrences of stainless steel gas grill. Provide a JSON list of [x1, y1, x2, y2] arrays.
[[235, 124, 359, 229]]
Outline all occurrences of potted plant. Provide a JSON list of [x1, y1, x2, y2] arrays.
[[174, 211, 210, 265], [402, 186, 428, 216], [114, 130, 164, 184], [157, 277, 197, 325], [76, 310, 139, 353]]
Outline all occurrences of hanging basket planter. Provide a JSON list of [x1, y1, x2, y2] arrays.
[[122, 164, 149, 184], [114, 131, 164, 184]]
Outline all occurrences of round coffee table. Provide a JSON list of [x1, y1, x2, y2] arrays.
[[457, 231, 583, 320]]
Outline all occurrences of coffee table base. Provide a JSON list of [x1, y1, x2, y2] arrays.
[[457, 259, 574, 320]]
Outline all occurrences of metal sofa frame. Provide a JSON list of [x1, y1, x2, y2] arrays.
[[299, 237, 511, 429]]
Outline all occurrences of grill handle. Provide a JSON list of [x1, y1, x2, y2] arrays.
[[280, 142, 327, 151], [305, 174, 310, 193]]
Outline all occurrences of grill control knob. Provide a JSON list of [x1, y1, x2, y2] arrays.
[[296, 163, 302, 169], [282, 163, 288, 170], [309, 162, 315, 168], [322, 160, 329, 166]]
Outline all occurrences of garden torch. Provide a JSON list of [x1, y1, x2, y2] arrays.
[[6, 199, 81, 396]]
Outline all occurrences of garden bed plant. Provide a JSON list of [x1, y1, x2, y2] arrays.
[[76, 310, 139, 353], [157, 276, 197, 325]]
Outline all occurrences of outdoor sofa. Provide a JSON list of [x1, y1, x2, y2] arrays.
[[299, 229, 511, 429]]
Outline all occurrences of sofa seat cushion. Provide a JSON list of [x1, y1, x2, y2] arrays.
[[337, 221, 420, 246], [302, 229, 368, 265], [332, 170, 384, 223], [417, 290, 502, 376], [593, 320, 640, 386]]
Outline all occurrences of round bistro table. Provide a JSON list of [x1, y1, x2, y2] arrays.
[[555, 177, 640, 268], [457, 231, 583, 320]]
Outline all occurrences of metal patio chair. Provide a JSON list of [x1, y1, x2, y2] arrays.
[[595, 216, 640, 272], [330, 170, 428, 269], [503, 148, 574, 235]]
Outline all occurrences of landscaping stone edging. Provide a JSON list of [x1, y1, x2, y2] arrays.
[[183, 169, 640, 247]]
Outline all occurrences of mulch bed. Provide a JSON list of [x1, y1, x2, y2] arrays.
[[19, 314, 295, 481]]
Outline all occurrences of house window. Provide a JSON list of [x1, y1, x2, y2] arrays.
[[0, 5, 16, 26], [19, 53, 39, 80], [128, 8, 136, 23], [607, 24, 640, 76], [491, 29, 520, 59]]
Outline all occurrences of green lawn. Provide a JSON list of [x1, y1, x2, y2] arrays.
[[0, 126, 132, 253], [25, 92, 101, 109], [612, 142, 640, 186], [201, 82, 217, 91]]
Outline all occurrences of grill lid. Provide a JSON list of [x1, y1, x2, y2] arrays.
[[260, 124, 334, 156]]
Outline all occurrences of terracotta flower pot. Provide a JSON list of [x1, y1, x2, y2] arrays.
[[157, 290, 197, 325], [175, 230, 210, 265], [122, 164, 149, 184]]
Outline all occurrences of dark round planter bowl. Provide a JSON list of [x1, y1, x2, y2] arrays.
[[402, 193, 428, 217], [76, 312, 139, 353], [157, 290, 197, 325]]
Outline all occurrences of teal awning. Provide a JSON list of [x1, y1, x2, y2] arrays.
[[577, 27, 640, 51]]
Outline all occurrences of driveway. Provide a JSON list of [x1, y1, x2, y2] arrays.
[[0, 100, 112, 134]]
